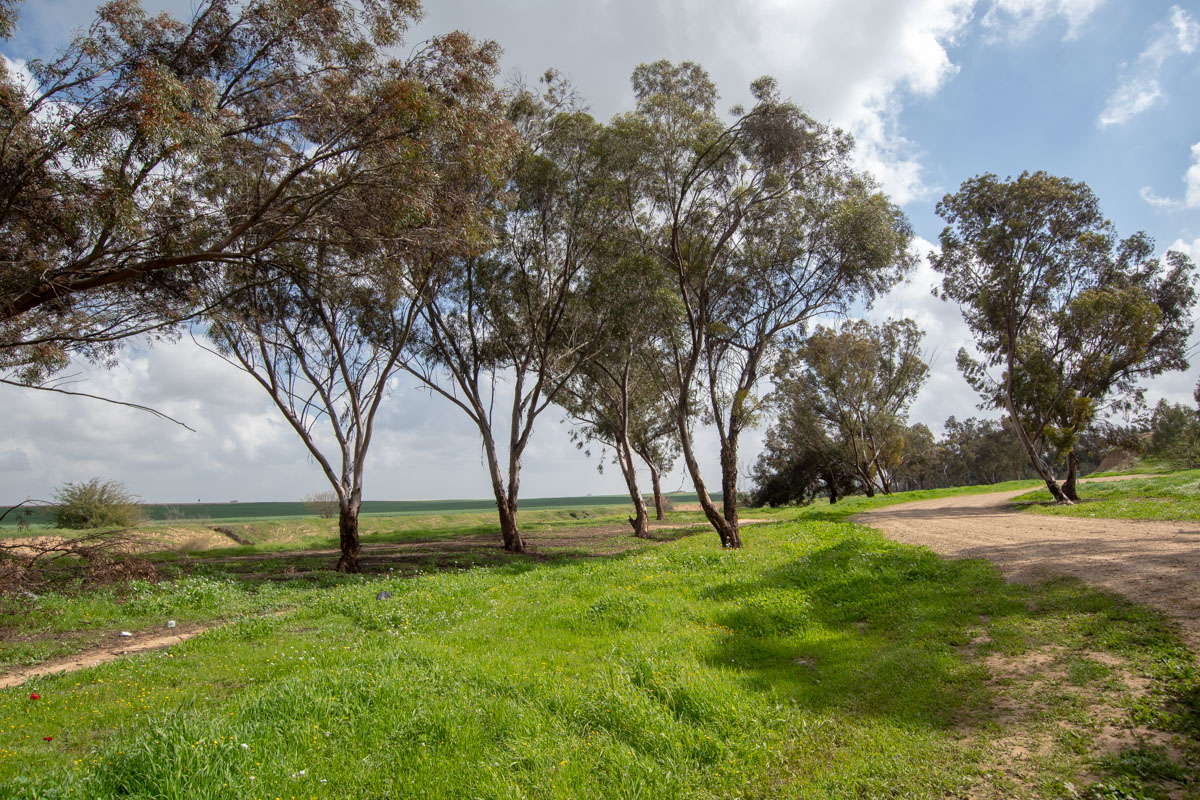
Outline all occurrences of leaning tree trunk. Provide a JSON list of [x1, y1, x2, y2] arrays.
[[617, 441, 651, 538], [336, 497, 361, 573], [1062, 450, 1081, 503], [675, 405, 738, 547], [1003, 398, 1070, 503]]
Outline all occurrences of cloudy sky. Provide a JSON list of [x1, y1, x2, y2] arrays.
[[2, 0, 1199, 504]]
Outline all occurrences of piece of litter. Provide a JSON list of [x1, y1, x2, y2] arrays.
[[166, 620, 176, 628], [119, 631, 132, 637]]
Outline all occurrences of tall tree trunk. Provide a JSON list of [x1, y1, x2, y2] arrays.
[[480, 425, 526, 553], [675, 404, 738, 547], [718, 437, 743, 548], [618, 442, 651, 538], [1002, 398, 1070, 503], [648, 459, 665, 520], [1062, 450, 1081, 503], [336, 497, 361, 573]]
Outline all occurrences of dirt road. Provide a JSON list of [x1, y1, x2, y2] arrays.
[[853, 478, 1200, 649]]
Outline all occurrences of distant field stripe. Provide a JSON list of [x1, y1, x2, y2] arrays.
[[1, 493, 720, 526]]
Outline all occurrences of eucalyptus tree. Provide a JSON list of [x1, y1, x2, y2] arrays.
[[934, 173, 1195, 502], [560, 253, 680, 537], [192, 3, 515, 572], [0, 0, 495, 390], [207, 259, 421, 573], [768, 319, 928, 496], [404, 79, 615, 553], [750, 416, 858, 506], [611, 61, 914, 547]]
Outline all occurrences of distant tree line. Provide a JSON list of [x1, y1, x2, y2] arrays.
[[1, 0, 1196, 570]]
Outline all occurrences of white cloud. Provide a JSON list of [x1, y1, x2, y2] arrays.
[[1187, 141, 1200, 208], [1098, 78, 1164, 127], [1098, 5, 1199, 128], [1141, 140, 1200, 211], [1169, 237, 1200, 263], [984, 0, 1106, 40], [414, 0, 1107, 223], [1140, 184, 1182, 210]]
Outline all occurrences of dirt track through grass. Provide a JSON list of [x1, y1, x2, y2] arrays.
[[853, 476, 1200, 649]]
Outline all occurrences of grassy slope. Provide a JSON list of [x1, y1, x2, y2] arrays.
[[2, 487, 1197, 798], [1014, 469, 1200, 521]]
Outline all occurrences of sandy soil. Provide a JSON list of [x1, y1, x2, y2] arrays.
[[0, 625, 209, 689], [853, 476, 1200, 650]]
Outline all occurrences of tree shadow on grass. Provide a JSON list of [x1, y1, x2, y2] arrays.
[[701, 535, 1190, 732]]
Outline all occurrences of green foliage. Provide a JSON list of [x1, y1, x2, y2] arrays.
[[3, 0, 507, 385], [752, 318, 929, 502], [932, 173, 1197, 493], [611, 59, 916, 541], [1147, 399, 1200, 468], [51, 478, 145, 530]]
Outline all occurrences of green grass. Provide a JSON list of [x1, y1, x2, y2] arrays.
[[1014, 469, 1200, 521], [3, 507, 1196, 799], [775, 477, 1045, 524]]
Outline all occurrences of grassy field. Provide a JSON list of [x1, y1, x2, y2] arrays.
[[0, 493, 722, 529], [1, 484, 1197, 799], [1014, 469, 1200, 521]]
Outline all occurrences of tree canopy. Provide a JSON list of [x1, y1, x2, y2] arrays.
[[933, 171, 1196, 502]]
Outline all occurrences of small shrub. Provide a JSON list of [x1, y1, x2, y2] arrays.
[[302, 489, 339, 519], [52, 478, 146, 529]]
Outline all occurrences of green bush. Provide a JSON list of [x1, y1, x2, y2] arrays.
[[52, 477, 146, 529], [1147, 400, 1200, 468]]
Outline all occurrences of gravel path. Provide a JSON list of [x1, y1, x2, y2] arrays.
[[852, 477, 1200, 650]]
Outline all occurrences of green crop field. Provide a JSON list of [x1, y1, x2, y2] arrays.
[[0, 492, 721, 529]]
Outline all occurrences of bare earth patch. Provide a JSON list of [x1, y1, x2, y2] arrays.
[[853, 476, 1200, 650], [963, 644, 1190, 800], [0, 623, 211, 689]]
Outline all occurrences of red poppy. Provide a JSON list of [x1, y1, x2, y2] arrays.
[[29, 693, 39, 701], [43, 736, 52, 742]]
